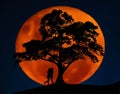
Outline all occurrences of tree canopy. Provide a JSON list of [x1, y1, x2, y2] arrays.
[[15, 9, 104, 66]]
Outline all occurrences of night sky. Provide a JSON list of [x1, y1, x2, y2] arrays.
[[0, 0, 120, 93]]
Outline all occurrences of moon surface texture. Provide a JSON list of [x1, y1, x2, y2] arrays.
[[15, 6, 105, 85]]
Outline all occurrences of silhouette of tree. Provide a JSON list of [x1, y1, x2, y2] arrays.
[[15, 9, 104, 85]]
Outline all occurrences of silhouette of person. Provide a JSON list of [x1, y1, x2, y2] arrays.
[[44, 67, 54, 85]]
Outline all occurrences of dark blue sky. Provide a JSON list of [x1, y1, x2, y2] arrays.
[[0, 0, 120, 93]]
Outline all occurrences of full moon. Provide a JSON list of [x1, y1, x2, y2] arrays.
[[15, 6, 105, 85]]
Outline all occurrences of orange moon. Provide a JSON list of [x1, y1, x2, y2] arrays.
[[15, 6, 105, 85]]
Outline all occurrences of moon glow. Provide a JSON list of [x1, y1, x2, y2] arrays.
[[15, 6, 105, 85]]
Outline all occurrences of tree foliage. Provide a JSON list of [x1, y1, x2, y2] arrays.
[[15, 9, 104, 72]]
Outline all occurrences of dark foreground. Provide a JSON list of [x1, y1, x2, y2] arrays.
[[14, 82, 120, 94]]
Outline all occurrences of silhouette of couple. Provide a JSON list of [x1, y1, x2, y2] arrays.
[[44, 67, 54, 85]]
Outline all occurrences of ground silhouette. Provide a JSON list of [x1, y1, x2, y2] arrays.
[[14, 82, 120, 94], [15, 9, 104, 85]]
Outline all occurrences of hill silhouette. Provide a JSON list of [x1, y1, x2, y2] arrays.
[[14, 82, 120, 94]]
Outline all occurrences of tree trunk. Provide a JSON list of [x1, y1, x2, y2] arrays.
[[55, 35, 66, 85], [55, 61, 65, 85]]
